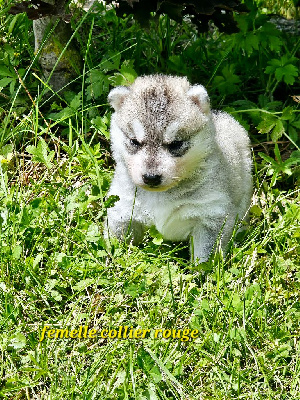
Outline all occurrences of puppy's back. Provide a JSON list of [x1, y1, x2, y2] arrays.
[[212, 111, 252, 213]]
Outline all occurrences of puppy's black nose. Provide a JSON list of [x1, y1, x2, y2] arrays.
[[142, 174, 162, 187]]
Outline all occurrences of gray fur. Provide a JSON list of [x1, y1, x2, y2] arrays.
[[106, 75, 252, 262]]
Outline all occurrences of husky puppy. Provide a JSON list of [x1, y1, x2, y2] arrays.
[[106, 75, 252, 262]]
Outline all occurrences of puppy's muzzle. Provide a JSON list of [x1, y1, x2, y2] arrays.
[[142, 174, 162, 187]]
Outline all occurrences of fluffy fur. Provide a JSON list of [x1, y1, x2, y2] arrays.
[[105, 75, 252, 262]]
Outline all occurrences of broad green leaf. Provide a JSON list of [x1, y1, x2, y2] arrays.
[[273, 143, 282, 163], [9, 333, 26, 349], [275, 64, 298, 85], [100, 52, 121, 72], [50, 290, 62, 301], [271, 120, 285, 142], [86, 70, 110, 100], [91, 116, 110, 139], [152, 236, 163, 245], [258, 152, 276, 165], [0, 65, 15, 77], [86, 223, 100, 243], [284, 151, 300, 168], [281, 106, 294, 121], [72, 278, 95, 291], [149, 226, 164, 245], [244, 32, 259, 54], [265, 56, 299, 85], [258, 23, 282, 52], [257, 115, 277, 134], [12, 245, 22, 259], [0, 77, 14, 88], [70, 92, 82, 110], [26, 138, 54, 169], [250, 205, 262, 217], [232, 293, 243, 311], [291, 120, 300, 129], [104, 195, 120, 209], [213, 65, 241, 95], [124, 281, 146, 298], [33, 253, 43, 268], [110, 60, 138, 86]]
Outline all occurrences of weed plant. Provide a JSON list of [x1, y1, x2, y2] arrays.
[[0, 0, 299, 398]]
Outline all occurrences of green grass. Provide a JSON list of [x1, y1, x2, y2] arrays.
[[0, 124, 299, 399], [0, 0, 299, 398]]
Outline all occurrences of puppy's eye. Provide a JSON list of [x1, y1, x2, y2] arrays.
[[168, 141, 184, 151], [130, 138, 142, 148], [166, 140, 189, 156]]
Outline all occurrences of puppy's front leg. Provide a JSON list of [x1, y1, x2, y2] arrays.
[[105, 194, 145, 244], [190, 226, 220, 263]]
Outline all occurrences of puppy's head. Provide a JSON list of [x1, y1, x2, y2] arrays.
[[108, 75, 211, 191]]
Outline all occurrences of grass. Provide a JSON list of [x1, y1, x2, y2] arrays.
[[0, 115, 299, 399], [0, 0, 300, 398]]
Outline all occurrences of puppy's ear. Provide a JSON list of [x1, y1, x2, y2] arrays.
[[108, 86, 130, 111], [187, 85, 210, 115]]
